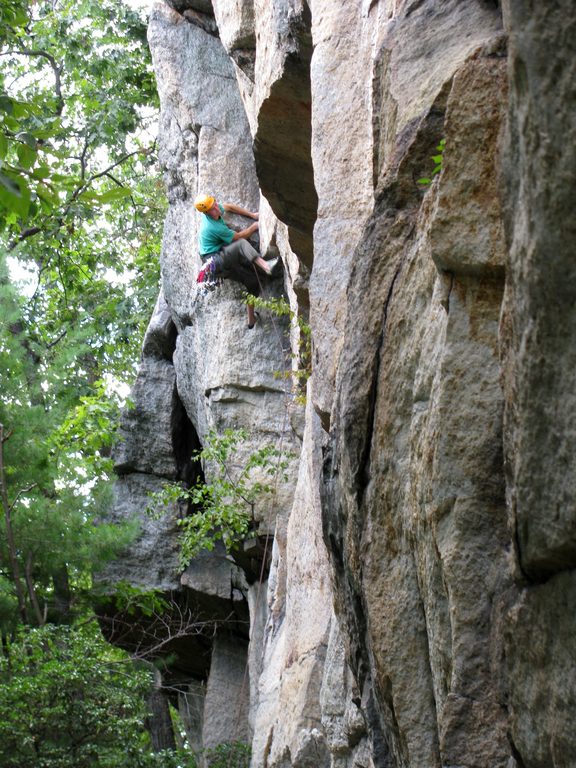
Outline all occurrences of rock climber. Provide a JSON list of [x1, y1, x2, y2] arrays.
[[194, 193, 279, 328]]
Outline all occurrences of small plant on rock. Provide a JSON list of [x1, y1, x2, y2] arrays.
[[418, 138, 446, 186]]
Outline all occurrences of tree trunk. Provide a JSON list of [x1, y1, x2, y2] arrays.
[[0, 424, 28, 624], [51, 566, 72, 624], [145, 666, 176, 752], [25, 551, 45, 626]]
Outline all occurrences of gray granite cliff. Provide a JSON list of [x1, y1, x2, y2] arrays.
[[101, 2, 576, 766]]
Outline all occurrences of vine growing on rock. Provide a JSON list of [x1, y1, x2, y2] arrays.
[[250, 295, 311, 402]]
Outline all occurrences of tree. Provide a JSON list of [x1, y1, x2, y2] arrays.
[[1, 0, 163, 374], [0, 0, 158, 231], [0, 0, 165, 632], [0, 622, 196, 768], [0, 3, 194, 763]]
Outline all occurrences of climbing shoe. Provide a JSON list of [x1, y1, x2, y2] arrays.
[[267, 257, 281, 275], [248, 311, 260, 330]]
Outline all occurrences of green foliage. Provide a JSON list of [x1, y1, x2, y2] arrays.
[[148, 429, 289, 565], [105, 582, 171, 619], [51, 380, 123, 477], [0, 623, 159, 768], [204, 742, 251, 768], [0, 0, 163, 631], [0, 623, 201, 767], [418, 138, 446, 186], [0, 270, 141, 629], [0, 3, 196, 760], [0, 0, 164, 631], [0, 0, 158, 230], [250, 295, 291, 318], [1, 0, 164, 380]]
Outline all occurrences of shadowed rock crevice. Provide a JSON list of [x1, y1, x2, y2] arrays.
[[253, 4, 317, 270], [357, 252, 407, 508], [320, 442, 381, 756], [171, 395, 203, 486], [230, 48, 256, 82], [165, 0, 213, 11], [114, 287, 200, 484], [165, 0, 219, 37], [141, 292, 178, 362]]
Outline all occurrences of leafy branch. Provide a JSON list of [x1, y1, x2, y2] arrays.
[[3, 44, 64, 114], [148, 429, 289, 565], [6, 148, 142, 250]]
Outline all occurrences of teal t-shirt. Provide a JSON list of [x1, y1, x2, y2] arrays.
[[198, 204, 234, 257]]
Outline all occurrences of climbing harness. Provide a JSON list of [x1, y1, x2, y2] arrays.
[[196, 255, 221, 296], [220, 263, 298, 755]]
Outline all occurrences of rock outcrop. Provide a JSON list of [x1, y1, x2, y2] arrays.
[[101, 1, 576, 766]]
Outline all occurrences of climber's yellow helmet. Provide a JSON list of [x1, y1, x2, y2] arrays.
[[194, 194, 215, 213]]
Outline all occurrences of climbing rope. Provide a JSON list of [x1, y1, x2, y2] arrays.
[[224, 259, 305, 766]]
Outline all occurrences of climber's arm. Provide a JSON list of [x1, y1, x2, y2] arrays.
[[231, 221, 259, 240], [223, 202, 259, 220]]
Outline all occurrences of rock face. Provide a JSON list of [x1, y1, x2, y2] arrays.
[[500, 2, 576, 766], [101, 1, 576, 766]]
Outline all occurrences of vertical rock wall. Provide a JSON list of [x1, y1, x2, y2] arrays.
[[500, 2, 576, 765], [102, 1, 576, 766]]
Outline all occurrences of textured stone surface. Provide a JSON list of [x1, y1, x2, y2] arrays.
[[114, 286, 195, 481], [142, 288, 177, 360], [173, 282, 290, 434], [252, 0, 316, 268], [505, 571, 576, 768], [309, 0, 503, 428], [431, 54, 508, 277], [499, 3, 576, 765], [201, 633, 251, 751], [212, 0, 254, 55], [149, 0, 260, 329], [99, 472, 182, 591], [320, 5, 511, 763], [251, 393, 336, 768], [180, 543, 250, 627], [501, 0, 576, 581], [148, 0, 304, 553], [307, 0, 375, 428], [113, 358, 189, 479], [320, 621, 371, 768], [173, 281, 300, 534]]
